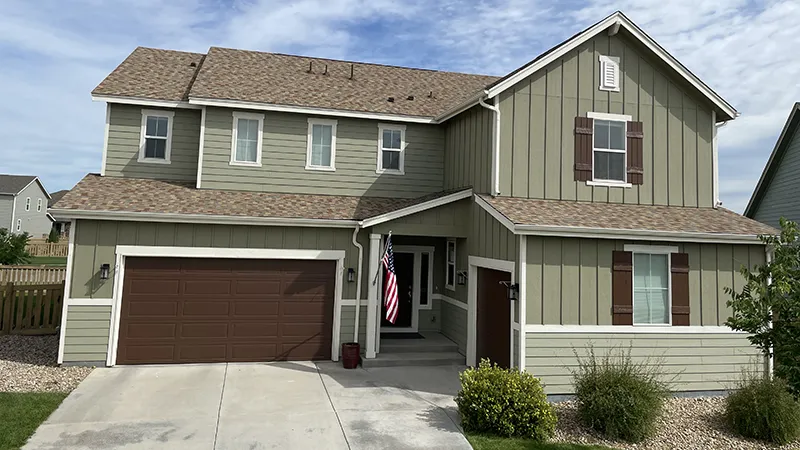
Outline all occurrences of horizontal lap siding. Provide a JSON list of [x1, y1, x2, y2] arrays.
[[105, 104, 200, 182], [525, 236, 765, 326], [418, 298, 441, 332], [440, 300, 467, 355], [752, 127, 800, 228], [62, 305, 112, 363], [69, 220, 367, 301], [525, 332, 762, 394], [12, 182, 52, 238], [0, 195, 12, 230], [201, 107, 444, 197], [444, 105, 493, 193], [497, 32, 714, 207], [339, 305, 367, 348]]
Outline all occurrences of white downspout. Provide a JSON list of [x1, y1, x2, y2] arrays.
[[351, 225, 364, 343], [478, 93, 501, 196], [712, 110, 736, 208]]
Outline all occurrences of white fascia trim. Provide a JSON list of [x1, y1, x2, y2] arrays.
[[624, 244, 679, 254], [524, 325, 747, 334], [468, 255, 515, 274], [92, 94, 202, 110], [49, 208, 359, 228], [432, 293, 468, 311], [473, 194, 516, 232], [196, 106, 206, 188], [66, 298, 114, 306], [116, 245, 345, 261], [101, 104, 111, 177], [189, 97, 435, 124], [361, 189, 472, 228], [483, 12, 737, 120], [587, 111, 632, 122], [230, 111, 265, 167], [17, 177, 52, 200], [57, 219, 76, 365], [514, 224, 763, 245], [434, 92, 484, 122]]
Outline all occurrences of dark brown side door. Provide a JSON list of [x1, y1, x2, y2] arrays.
[[116, 257, 335, 365], [476, 267, 511, 368]]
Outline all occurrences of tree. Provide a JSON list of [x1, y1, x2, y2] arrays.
[[0, 228, 32, 265], [47, 227, 60, 243], [726, 218, 800, 396]]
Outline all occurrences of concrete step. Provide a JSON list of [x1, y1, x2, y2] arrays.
[[379, 340, 459, 354], [361, 351, 466, 368]]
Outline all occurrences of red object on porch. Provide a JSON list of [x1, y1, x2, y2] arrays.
[[341, 343, 361, 369]]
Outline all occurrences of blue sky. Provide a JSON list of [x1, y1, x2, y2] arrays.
[[2, 0, 799, 213]]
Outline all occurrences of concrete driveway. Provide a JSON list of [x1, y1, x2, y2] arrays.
[[24, 362, 471, 450]]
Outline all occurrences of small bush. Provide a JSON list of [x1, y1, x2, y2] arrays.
[[47, 228, 60, 243], [570, 345, 671, 442], [726, 374, 800, 444], [456, 359, 556, 440]]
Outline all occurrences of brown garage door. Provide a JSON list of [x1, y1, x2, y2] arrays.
[[116, 257, 335, 365]]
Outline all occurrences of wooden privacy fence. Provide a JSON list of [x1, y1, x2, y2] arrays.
[[0, 266, 67, 284], [0, 281, 65, 335], [26, 242, 69, 257]]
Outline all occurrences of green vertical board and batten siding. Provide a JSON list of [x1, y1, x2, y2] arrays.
[[62, 305, 112, 363], [751, 127, 800, 228], [443, 105, 493, 193], [202, 107, 444, 197], [497, 32, 714, 207], [525, 236, 764, 326], [371, 199, 470, 238], [104, 104, 200, 182]]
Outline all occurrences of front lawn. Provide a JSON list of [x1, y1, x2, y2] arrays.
[[0, 392, 66, 450], [467, 434, 613, 450], [26, 256, 67, 266]]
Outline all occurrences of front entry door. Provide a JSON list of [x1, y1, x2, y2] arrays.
[[379, 246, 434, 333], [381, 252, 415, 328], [476, 267, 511, 368]]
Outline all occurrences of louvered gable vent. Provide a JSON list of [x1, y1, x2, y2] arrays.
[[599, 55, 620, 91]]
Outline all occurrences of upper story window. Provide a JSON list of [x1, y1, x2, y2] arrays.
[[377, 124, 406, 174], [139, 109, 174, 164], [16, 219, 21, 231], [593, 118, 626, 183], [25, 197, 30, 211], [37, 198, 42, 212], [306, 119, 337, 171], [598, 55, 620, 92], [231, 112, 264, 166], [575, 111, 641, 188]]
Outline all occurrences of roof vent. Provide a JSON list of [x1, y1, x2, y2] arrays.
[[189, 62, 197, 67], [349, 64, 354, 80], [323, 64, 328, 75], [428, 91, 434, 98], [387, 97, 395, 103], [307, 61, 313, 73], [407, 95, 414, 101]]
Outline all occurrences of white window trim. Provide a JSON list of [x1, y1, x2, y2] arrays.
[[587, 111, 630, 185], [37, 198, 42, 212], [229, 111, 264, 167], [306, 118, 337, 171], [138, 109, 174, 164], [445, 239, 457, 291], [25, 197, 30, 211], [376, 123, 406, 175], [624, 244, 678, 327], [15, 219, 21, 231], [598, 55, 620, 92]]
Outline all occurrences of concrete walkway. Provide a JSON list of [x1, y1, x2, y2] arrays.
[[24, 362, 471, 450]]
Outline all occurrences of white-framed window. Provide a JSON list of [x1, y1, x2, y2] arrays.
[[37, 198, 42, 212], [587, 112, 629, 186], [377, 123, 406, 174], [139, 109, 174, 164], [445, 239, 456, 291], [599, 55, 620, 92], [626, 245, 676, 326], [306, 118, 337, 171], [16, 219, 21, 231], [230, 112, 264, 166], [25, 197, 30, 211]]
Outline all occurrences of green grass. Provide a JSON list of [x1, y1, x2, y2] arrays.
[[26, 257, 67, 266], [0, 392, 67, 450], [467, 434, 613, 450]]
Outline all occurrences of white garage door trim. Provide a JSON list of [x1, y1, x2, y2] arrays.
[[107, 246, 346, 366]]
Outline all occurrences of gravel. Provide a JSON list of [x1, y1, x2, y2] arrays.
[[0, 334, 93, 393], [552, 397, 800, 450]]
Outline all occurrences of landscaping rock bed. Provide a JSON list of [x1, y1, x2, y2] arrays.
[[552, 397, 800, 449], [0, 334, 93, 392]]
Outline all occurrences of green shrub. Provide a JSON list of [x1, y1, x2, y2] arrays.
[[47, 228, 59, 243], [456, 359, 556, 440], [570, 345, 670, 442], [726, 374, 800, 444]]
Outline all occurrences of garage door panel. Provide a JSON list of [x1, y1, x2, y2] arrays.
[[117, 257, 335, 364]]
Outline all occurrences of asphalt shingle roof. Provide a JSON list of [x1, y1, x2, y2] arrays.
[[51, 174, 469, 222], [0, 175, 37, 195], [480, 195, 777, 237]]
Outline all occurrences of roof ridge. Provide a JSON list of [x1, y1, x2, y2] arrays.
[[135, 46, 206, 56]]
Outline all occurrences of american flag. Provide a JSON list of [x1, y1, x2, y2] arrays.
[[382, 235, 399, 324]]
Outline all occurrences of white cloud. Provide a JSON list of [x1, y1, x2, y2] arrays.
[[1, 0, 798, 214]]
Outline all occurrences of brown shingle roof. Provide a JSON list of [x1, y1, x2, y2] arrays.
[[481, 195, 777, 237], [52, 174, 468, 222], [92, 47, 205, 101]]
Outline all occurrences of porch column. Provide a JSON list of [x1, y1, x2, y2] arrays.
[[365, 233, 381, 359]]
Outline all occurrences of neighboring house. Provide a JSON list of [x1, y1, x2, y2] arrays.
[[48, 190, 72, 237], [51, 11, 774, 395], [0, 174, 53, 238], [745, 103, 800, 228]]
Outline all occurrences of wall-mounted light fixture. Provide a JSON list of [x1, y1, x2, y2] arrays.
[[99, 263, 111, 280], [347, 268, 355, 283], [457, 270, 468, 285], [500, 281, 519, 301]]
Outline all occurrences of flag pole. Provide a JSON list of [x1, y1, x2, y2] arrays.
[[372, 231, 391, 285]]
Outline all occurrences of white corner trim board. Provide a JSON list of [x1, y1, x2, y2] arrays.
[[57, 219, 77, 365], [524, 325, 747, 334]]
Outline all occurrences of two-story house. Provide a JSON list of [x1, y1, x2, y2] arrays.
[[52, 11, 774, 395], [0, 174, 53, 238]]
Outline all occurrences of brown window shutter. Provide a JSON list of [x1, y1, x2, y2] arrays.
[[574, 117, 593, 181], [612, 251, 633, 325], [671, 253, 690, 326], [626, 121, 644, 185]]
